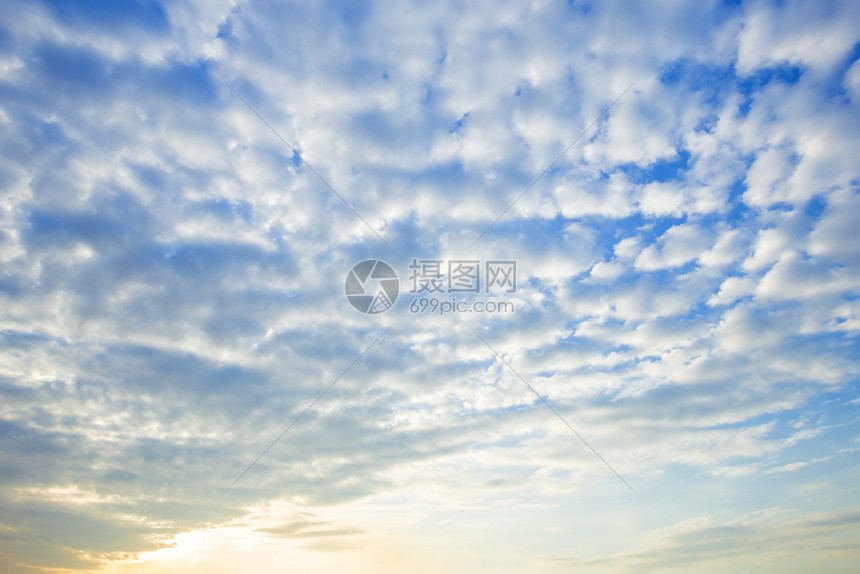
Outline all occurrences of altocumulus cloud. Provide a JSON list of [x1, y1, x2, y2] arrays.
[[0, 0, 859, 573]]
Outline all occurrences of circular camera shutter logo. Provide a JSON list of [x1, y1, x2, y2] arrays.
[[344, 259, 399, 314]]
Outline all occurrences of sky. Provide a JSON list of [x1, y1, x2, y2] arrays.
[[1, 0, 859, 572]]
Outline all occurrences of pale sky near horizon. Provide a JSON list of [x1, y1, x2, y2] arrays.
[[1, 0, 860, 572]]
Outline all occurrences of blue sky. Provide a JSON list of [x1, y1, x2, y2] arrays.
[[1, 0, 859, 572]]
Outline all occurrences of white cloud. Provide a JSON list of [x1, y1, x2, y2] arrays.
[[635, 223, 715, 271], [588, 260, 625, 282], [736, 0, 860, 75], [756, 250, 859, 302], [708, 275, 756, 306]]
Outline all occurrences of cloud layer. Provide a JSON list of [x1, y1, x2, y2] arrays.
[[0, 0, 859, 572]]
